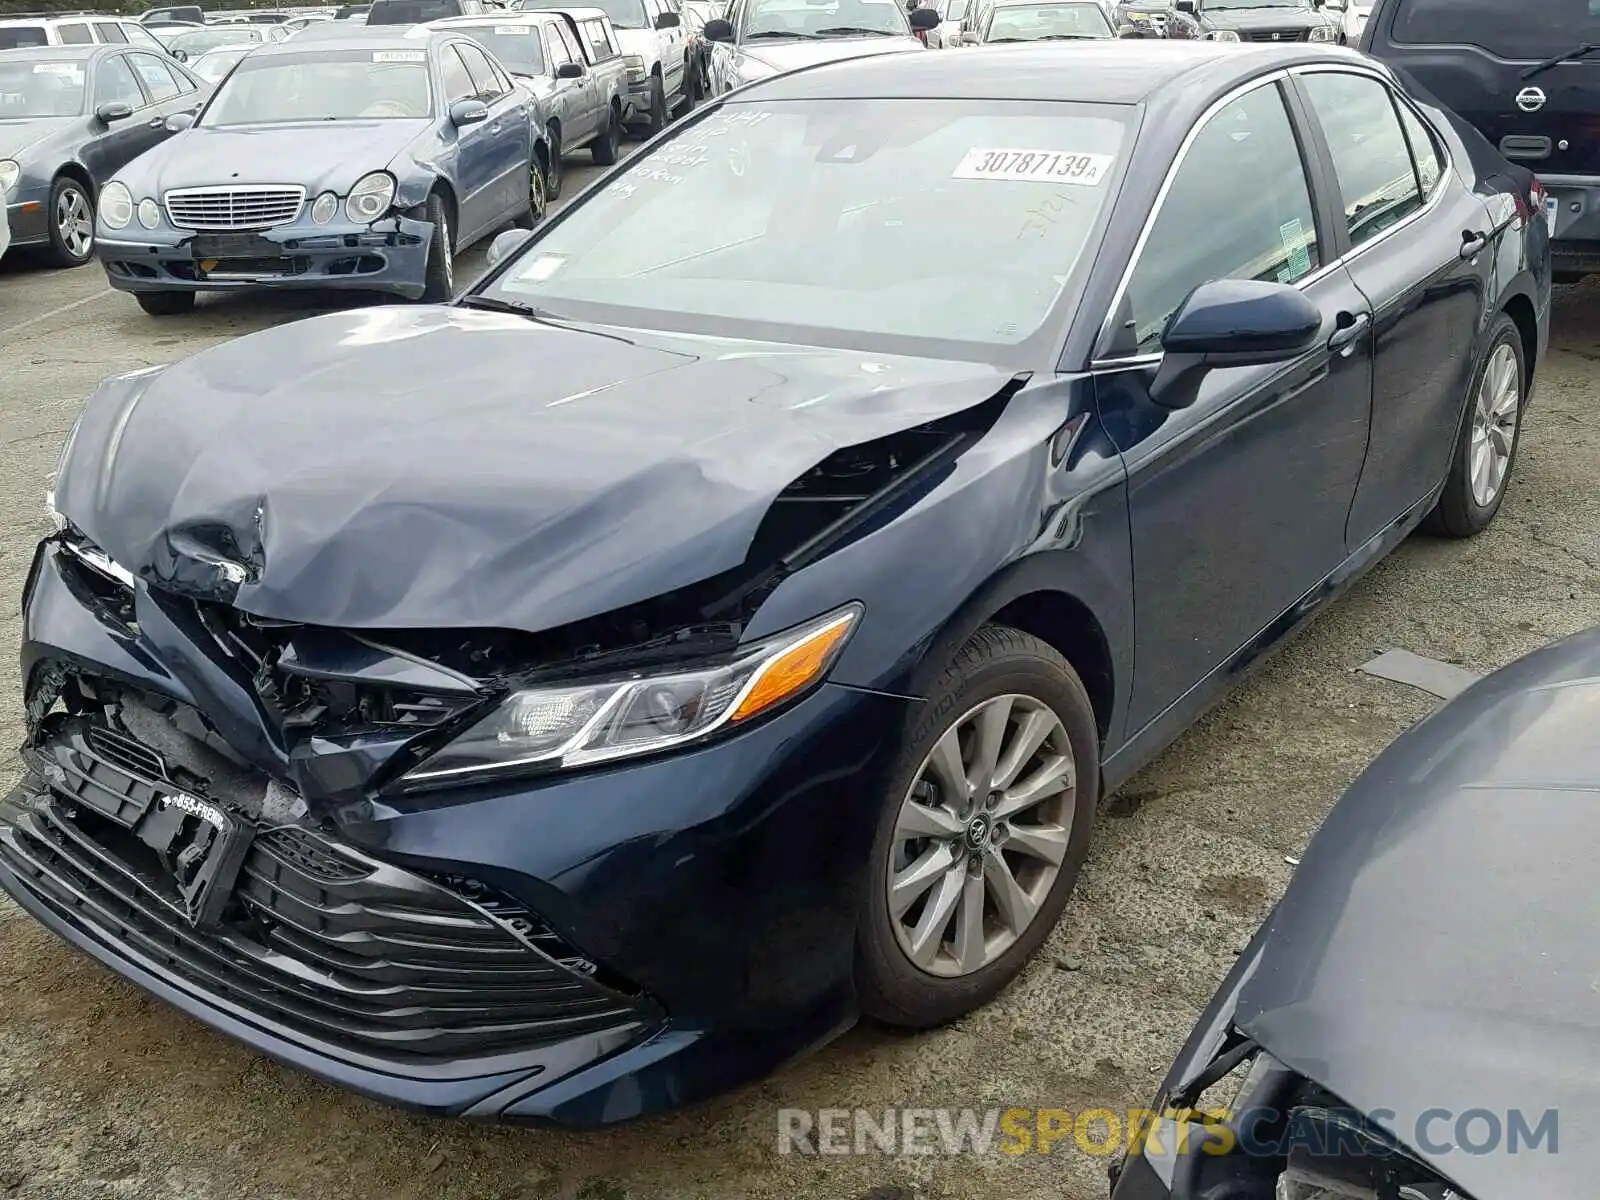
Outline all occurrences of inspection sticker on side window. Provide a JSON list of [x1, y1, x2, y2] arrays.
[[493, 25, 531, 33], [373, 50, 426, 62], [952, 149, 1113, 186]]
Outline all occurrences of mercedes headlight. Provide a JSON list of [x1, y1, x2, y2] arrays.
[[137, 198, 160, 229], [0, 159, 18, 195], [311, 191, 338, 224], [1308, 22, 1335, 41], [99, 181, 133, 229], [345, 171, 396, 224], [403, 605, 860, 784], [1207, 28, 1239, 40]]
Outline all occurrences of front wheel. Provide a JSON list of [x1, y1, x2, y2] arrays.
[[544, 125, 563, 201], [591, 105, 622, 165], [419, 192, 454, 303], [134, 290, 195, 316], [644, 75, 668, 136], [45, 175, 94, 268], [1421, 313, 1526, 537], [855, 625, 1098, 1029]]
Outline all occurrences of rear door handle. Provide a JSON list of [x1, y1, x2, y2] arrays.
[[149, 116, 165, 127], [1327, 311, 1371, 355], [1460, 229, 1490, 259]]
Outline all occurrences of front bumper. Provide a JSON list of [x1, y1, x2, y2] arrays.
[[4, 185, 51, 248], [4, 539, 912, 1125], [94, 211, 434, 298]]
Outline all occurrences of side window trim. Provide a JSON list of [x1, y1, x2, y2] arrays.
[[1286, 64, 1455, 267], [1093, 71, 1303, 363]]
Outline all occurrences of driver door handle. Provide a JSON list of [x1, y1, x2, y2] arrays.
[[1460, 229, 1490, 259], [148, 116, 165, 127], [1327, 311, 1371, 355]]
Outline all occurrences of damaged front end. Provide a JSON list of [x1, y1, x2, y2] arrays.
[[5, 345, 1025, 1119]]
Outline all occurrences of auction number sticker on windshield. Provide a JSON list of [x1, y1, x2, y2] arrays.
[[493, 25, 531, 33], [952, 149, 1113, 185], [33, 62, 83, 76], [373, 50, 426, 62]]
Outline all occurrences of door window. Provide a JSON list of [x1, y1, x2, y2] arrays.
[[581, 17, 616, 58], [94, 21, 129, 42], [441, 44, 479, 103], [1396, 101, 1444, 199], [94, 54, 147, 108], [128, 51, 182, 100], [553, 20, 584, 63], [455, 40, 506, 99], [57, 22, 93, 43], [1116, 82, 1321, 356], [545, 23, 577, 68], [1299, 71, 1422, 248]]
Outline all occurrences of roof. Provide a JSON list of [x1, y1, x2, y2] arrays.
[[252, 23, 437, 50], [739, 40, 1338, 104]]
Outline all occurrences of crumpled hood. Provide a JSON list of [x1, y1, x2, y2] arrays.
[[118, 120, 429, 197], [56, 305, 1015, 634], [1231, 625, 1600, 1200], [0, 117, 73, 161], [737, 35, 923, 73]]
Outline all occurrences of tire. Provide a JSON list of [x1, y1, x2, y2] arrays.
[[644, 75, 667, 135], [513, 155, 549, 230], [45, 175, 94, 268], [591, 104, 621, 165], [419, 192, 454, 303], [681, 58, 700, 111], [1421, 313, 1526, 538], [544, 124, 563, 201], [855, 625, 1098, 1029], [133, 290, 195, 316]]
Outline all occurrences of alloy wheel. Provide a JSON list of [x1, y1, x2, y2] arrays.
[[440, 212, 453, 293], [1469, 342, 1520, 507], [531, 164, 547, 221], [56, 186, 92, 260], [887, 693, 1076, 978]]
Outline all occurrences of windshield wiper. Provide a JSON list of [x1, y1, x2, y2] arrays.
[[1522, 41, 1599, 80], [813, 25, 893, 34], [456, 293, 550, 319], [745, 28, 816, 36], [1034, 32, 1103, 38]]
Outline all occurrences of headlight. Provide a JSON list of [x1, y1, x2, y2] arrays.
[[136, 198, 160, 229], [0, 159, 18, 195], [311, 191, 338, 224], [623, 53, 646, 79], [344, 171, 395, 224], [99, 181, 133, 230], [1207, 28, 1239, 41], [403, 605, 861, 784], [1308, 23, 1335, 40]]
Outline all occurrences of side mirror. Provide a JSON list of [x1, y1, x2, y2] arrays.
[[1173, 0, 1195, 11], [703, 16, 733, 38], [909, 7, 939, 30], [95, 101, 134, 123], [450, 98, 491, 125], [1149, 279, 1322, 410], [486, 226, 533, 267], [171, 47, 188, 61], [655, 9, 680, 26], [165, 110, 196, 131], [555, 59, 584, 77]]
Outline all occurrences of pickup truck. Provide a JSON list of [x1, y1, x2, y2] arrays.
[[524, 0, 687, 135], [431, 12, 626, 197]]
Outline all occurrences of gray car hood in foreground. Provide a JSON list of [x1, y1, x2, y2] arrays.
[[1232, 625, 1600, 1200], [119, 119, 429, 197], [55, 305, 1015, 633], [735, 35, 923, 72]]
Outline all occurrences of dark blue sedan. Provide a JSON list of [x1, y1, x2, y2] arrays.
[[8, 41, 1548, 1126], [93, 27, 547, 314]]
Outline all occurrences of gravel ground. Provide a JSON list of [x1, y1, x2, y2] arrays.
[[0, 163, 1596, 1200]]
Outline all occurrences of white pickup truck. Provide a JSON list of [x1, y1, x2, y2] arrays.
[[574, 0, 690, 134]]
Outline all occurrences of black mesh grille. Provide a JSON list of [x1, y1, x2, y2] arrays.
[[0, 722, 655, 1062], [1243, 27, 1309, 40]]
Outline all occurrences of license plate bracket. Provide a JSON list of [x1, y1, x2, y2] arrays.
[[1546, 195, 1560, 237], [135, 790, 254, 927], [191, 232, 280, 259]]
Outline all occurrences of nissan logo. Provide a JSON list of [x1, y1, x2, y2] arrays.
[[1516, 86, 1547, 112]]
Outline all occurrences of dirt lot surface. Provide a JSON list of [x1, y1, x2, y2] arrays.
[[1, 156, 1597, 1200]]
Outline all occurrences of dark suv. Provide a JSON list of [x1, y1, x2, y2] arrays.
[[1362, 0, 1595, 280], [1171, 0, 1339, 42]]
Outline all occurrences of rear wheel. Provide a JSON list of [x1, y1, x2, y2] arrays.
[[591, 104, 621, 165], [133, 291, 195, 316], [544, 125, 563, 200], [1422, 313, 1525, 537], [419, 192, 454, 303], [45, 175, 94, 268], [514, 156, 549, 230], [855, 625, 1098, 1028]]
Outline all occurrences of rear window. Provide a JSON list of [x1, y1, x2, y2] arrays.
[[0, 24, 50, 48], [368, 0, 467, 22], [1392, 0, 1600, 60]]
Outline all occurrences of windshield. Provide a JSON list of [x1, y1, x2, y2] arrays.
[[483, 99, 1129, 356], [449, 22, 548, 72], [192, 46, 251, 81], [593, 0, 649, 28], [200, 49, 433, 124], [170, 26, 265, 52], [939, 0, 969, 18], [986, 2, 1111, 40], [1392, 0, 1600, 59], [743, 0, 909, 38], [0, 58, 85, 116]]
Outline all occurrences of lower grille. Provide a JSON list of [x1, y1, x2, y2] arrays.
[[0, 719, 655, 1062], [1243, 27, 1309, 40]]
